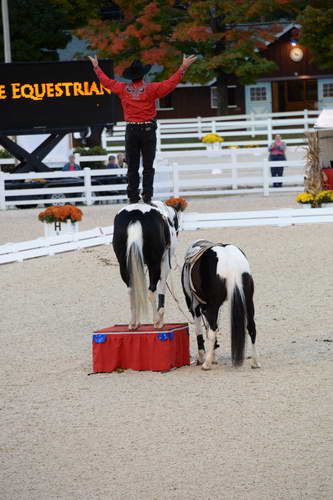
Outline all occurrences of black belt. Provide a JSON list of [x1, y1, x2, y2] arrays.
[[126, 121, 155, 125]]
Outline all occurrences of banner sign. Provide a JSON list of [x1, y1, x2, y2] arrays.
[[0, 60, 122, 134]]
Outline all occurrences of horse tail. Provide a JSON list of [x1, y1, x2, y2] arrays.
[[230, 284, 246, 366], [225, 249, 247, 366], [126, 221, 148, 317]]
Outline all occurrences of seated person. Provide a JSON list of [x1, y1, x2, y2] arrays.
[[62, 155, 81, 171], [117, 153, 127, 169], [106, 155, 118, 169]]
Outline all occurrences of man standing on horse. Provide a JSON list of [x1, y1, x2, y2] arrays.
[[88, 54, 197, 204]]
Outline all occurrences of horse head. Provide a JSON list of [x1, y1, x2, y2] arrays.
[[164, 196, 188, 235]]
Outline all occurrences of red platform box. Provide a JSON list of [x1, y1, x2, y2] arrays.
[[92, 323, 190, 373]]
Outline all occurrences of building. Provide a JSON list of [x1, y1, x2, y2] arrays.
[[157, 24, 333, 119]]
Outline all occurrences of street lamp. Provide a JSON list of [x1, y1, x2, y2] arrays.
[[1, 0, 11, 62]]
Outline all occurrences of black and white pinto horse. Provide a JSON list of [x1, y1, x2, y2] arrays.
[[113, 198, 186, 329], [182, 240, 261, 371]]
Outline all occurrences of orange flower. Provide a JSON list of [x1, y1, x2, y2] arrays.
[[38, 204, 83, 223], [165, 197, 188, 211]]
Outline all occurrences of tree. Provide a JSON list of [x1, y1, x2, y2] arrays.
[[0, 0, 102, 62], [297, 4, 333, 70], [76, 0, 297, 112], [0, 0, 68, 61], [51, 0, 100, 29]]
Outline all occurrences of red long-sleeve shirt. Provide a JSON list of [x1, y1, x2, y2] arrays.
[[94, 65, 187, 122]]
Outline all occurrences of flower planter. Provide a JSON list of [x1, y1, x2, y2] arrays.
[[44, 220, 79, 238], [300, 204, 330, 208], [205, 142, 222, 151]]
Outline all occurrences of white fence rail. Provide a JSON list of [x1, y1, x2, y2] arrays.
[[0, 151, 306, 209], [0, 166, 128, 209], [0, 226, 114, 264], [102, 110, 319, 152], [1, 206, 333, 265]]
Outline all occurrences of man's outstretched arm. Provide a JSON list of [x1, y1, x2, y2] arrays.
[[151, 55, 197, 99], [88, 55, 124, 95]]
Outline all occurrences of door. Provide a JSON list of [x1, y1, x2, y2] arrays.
[[245, 82, 272, 115], [318, 79, 333, 110], [284, 79, 317, 111]]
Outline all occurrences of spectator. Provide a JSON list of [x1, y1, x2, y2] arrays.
[[62, 155, 81, 171], [117, 152, 127, 168], [106, 155, 118, 169], [268, 135, 286, 187]]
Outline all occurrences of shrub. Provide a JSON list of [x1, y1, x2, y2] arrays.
[[0, 150, 15, 173]]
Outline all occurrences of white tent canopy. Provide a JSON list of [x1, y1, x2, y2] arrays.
[[313, 110, 333, 168], [314, 109, 333, 130]]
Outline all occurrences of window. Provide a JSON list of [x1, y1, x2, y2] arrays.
[[250, 87, 267, 101], [227, 85, 237, 108], [323, 83, 333, 98], [156, 95, 173, 110], [210, 86, 218, 108]]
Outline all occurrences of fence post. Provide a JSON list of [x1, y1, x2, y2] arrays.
[[267, 118, 273, 147], [250, 112, 255, 138], [197, 116, 202, 139], [231, 149, 238, 190], [211, 120, 216, 134], [304, 109, 309, 132], [101, 128, 107, 150], [0, 171, 6, 210], [172, 162, 180, 197], [156, 122, 162, 152], [263, 162, 269, 196], [74, 152, 80, 166], [84, 167, 92, 205]]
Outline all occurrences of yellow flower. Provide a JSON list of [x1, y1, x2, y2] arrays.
[[296, 192, 314, 204], [296, 190, 333, 206], [316, 190, 333, 203], [202, 133, 224, 143]]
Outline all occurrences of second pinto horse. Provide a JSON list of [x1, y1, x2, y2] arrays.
[[182, 239, 261, 371]]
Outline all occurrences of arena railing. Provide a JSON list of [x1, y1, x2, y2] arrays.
[[0, 153, 306, 210], [101, 109, 320, 152]]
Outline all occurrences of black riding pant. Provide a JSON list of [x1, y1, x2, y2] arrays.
[[125, 122, 157, 202], [270, 155, 285, 187]]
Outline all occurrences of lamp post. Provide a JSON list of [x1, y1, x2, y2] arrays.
[[1, 0, 11, 62]]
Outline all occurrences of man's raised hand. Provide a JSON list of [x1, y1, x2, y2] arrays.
[[88, 55, 99, 68], [182, 55, 197, 68]]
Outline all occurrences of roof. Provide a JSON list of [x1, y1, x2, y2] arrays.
[[259, 22, 300, 46]]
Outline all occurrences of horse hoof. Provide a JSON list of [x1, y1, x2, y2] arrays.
[[196, 359, 203, 366], [212, 360, 218, 365], [201, 364, 212, 371], [251, 362, 261, 369]]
